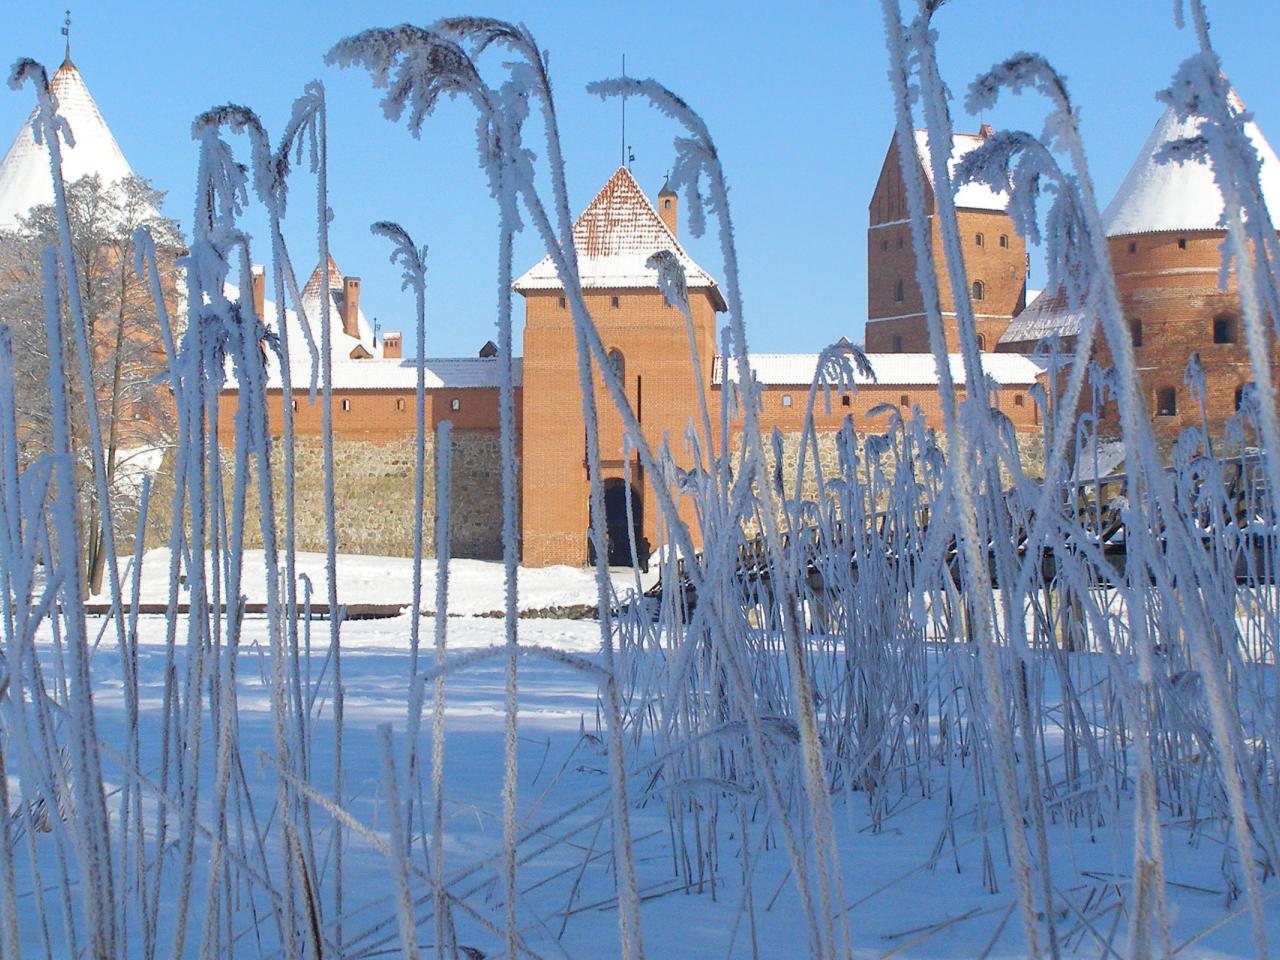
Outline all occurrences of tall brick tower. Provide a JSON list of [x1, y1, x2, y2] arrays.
[[864, 126, 1027, 353], [515, 167, 725, 567], [1096, 94, 1280, 437]]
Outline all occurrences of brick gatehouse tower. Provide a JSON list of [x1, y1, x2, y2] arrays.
[[515, 168, 725, 568]]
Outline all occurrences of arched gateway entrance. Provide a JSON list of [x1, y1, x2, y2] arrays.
[[588, 478, 647, 570]]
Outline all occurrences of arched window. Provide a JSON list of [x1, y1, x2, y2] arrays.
[[999, 234, 1009, 248], [899, 394, 910, 407], [971, 280, 984, 301], [610, 295, 620, 309], [841, 394, 851, 407], [450, 398, 461, 412], [1156, 387, 1177, 417], [1178, 237, 1188, 250], [396, 398, 406, 412], [976, 333, 987, 351], [1130, 319, 1143, 348], [894, 279, 905, 303], [975, 232, 984, 246], [1014, 394, 1025, 407], [606, 348, 624, 382], [1213, 314, 1238, 344], [663, 197, 672, 210], [781, 394, 793, 408], [341, 399, 351, 412]]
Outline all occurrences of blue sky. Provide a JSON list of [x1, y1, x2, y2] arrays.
[[4, 2, 1279, 357]]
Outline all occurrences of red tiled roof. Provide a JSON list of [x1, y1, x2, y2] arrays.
[[513, 166, 721, 305]]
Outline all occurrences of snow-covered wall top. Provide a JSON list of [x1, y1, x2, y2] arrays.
[[1102, 101, 1280, 236], [0, 59, 139, 231], [513, 166, 722, 303], [713, 352, 1046, 387]]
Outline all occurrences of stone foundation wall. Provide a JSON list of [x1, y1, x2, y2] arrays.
[[760, 428, 1044, 504], [146, 430, 516, 559]]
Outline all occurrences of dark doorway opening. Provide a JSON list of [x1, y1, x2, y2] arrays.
[[589, 478, 647, 570]]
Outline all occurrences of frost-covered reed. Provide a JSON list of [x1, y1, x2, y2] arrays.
[[1, 3, 1279, 959]]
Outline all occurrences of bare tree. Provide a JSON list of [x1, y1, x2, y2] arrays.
[[0, 172, 181, 593]]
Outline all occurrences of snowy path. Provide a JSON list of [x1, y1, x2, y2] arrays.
[[91, 549, 655, 614]]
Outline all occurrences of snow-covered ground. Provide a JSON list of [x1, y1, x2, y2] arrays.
[[11, 585, 1276, 958], [91, 549, 655, 614]]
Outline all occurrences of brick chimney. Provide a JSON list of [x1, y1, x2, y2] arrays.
[[250, 265, 265, 319], [658, 177, 677, 237], [383, 331, 402, 359], [341, 276, 361, 339]]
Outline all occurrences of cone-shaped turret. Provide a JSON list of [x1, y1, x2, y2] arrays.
[[0, 59, 139, 231], [1103, 96, 1280, 236]]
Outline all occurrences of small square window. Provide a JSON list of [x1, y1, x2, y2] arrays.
[[781, 394, 792, 408], [1178, 237, 1187, 250], [899, 394, 909, 407], [841, 394, 851, 407], [611, 295, 620, 308], [1156, 386, 1177, 417], [450, 398, 461, 412], [1014, 394, 1025, 407], [1213, 316, 1237, 344]]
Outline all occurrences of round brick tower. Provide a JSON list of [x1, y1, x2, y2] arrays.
[[1097, 97, 1280, 440]]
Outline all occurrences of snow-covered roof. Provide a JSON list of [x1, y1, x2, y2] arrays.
[[1102, 99, 1280, 236], [713, 352, 1045, 387], [223, 267, 518, 392], [513, 166, 724, 307], [222, 260, 380, 389], [319, 356, 521, 391], [998, 287, 1085, 345], [913, 129, 1008, 213], [299, 257, 378, 359], [0, 58, 142, 231]]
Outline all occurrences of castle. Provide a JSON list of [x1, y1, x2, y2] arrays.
[[3, 56, 1277, 568]]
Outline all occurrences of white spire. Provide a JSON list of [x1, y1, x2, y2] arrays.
[[0, 59, 138, 231], [1102, 98, 1280, 236]]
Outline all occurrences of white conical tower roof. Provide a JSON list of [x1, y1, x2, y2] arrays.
[[0, 56, 138, 231], [1103, 97, 1280, 236]]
